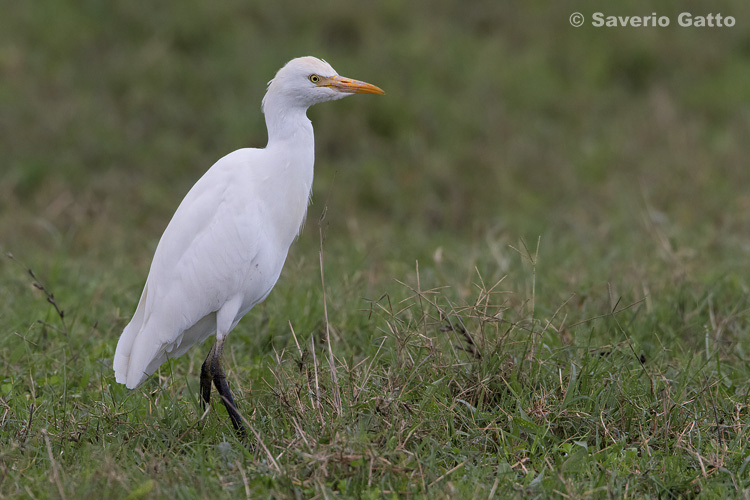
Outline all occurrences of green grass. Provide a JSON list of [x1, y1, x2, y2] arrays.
[[3, 0, 750, 498]]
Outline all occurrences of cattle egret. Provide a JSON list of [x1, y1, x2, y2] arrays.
[[113, 56, 384, 433]]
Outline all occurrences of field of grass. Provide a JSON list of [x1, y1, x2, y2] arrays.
[[2, 1, 750, 498]]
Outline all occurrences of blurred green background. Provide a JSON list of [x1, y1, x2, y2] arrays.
[[2, 0, 749, 278]]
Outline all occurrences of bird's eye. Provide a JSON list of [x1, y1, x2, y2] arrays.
[[309, 74, 320, 83]]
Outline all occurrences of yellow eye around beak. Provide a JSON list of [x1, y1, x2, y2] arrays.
[[320, 75, 385, 95]]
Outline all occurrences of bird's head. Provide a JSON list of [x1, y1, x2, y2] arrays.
[[262, 56, 384, 112]]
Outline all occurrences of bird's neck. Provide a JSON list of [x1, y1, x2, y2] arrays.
[[260, 102, 316, 249], [263, 98, 315, 148], [263, 104, 315, 183]]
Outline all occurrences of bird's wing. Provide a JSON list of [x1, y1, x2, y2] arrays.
[[114, 149, 274, 388]]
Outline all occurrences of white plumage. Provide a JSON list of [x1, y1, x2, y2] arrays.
[[113, 57, 384, 403]]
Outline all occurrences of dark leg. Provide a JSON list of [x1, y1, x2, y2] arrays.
[[200, 338, 246, 436], [213, 367, 246, 435], [200, 342, 217, 410]]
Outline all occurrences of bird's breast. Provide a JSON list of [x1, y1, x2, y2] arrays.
[[254, 149, 314, 250]]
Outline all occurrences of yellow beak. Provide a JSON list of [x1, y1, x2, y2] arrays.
[[324, 75, 385, 95]]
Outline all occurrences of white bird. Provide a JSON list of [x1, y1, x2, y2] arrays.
[[113, 56, 384, 433]]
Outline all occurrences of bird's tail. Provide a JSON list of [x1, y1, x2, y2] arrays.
[[114, 282, 219, 389], [113, 283, 152, 389]]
